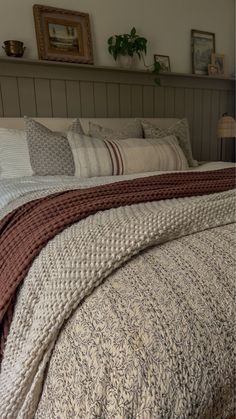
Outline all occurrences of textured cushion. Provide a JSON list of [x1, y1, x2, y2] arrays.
[[0, 128, 33, 178], [142, 118, 198, 167], [89, 119, 143, 140], [24, 118, 78, 176], [68, 132, 188, 177]]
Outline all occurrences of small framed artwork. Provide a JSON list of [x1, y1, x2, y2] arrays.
[[154, 54, 171, 72], [33, 4, 93, 64], [208, 64, 219, 76], [191, 29, 215, 75], [211, 53, 225, 75]]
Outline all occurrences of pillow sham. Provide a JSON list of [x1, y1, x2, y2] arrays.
[[68, 131, 188, 177], [89, 119, 143, 140], [142, 118, 198, 167], [24, 118, 81, 176], [0, 128, 33, 178]]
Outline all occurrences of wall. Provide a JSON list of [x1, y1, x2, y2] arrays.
[[0, 0, 235, 75]]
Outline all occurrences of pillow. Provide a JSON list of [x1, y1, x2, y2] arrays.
[[89, 119, 143, 140], [0, 128, 33, 178], [24, 118, 79, 176], [141, 118, 198, 167], [68, 131, 188, 177]]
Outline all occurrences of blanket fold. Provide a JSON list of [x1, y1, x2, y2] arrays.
[[1, 168, 235, 327]]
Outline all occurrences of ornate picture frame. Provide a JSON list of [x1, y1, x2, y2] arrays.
[[154, 54, 171, 72], [191, 29, 215, 75], [33, 4, 93, 64]]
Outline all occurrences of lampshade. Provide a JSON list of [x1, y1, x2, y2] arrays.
[[217, 115, 236, 138]]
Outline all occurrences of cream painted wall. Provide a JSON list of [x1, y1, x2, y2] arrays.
[[0, 0, 234, 75]]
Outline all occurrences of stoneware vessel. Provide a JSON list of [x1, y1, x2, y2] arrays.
[[2, 40, 26, 57]]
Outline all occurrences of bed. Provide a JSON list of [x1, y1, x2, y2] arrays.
[[0, 117, 235, 419]]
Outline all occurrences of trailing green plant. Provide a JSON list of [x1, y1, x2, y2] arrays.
[[107, 27, 161, 84], [108, 27, 147, 60]]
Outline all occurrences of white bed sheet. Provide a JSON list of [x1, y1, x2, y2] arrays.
[[0, 161, 235, 214]]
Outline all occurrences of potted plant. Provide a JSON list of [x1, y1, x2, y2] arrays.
[[107, 27, 161, 83], [108, 27, 147, 68]]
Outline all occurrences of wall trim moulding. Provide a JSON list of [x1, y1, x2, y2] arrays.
[[0, 57, 234, 89]]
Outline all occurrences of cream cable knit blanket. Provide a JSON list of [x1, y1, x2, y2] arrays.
[[0, 188, 235, 418]]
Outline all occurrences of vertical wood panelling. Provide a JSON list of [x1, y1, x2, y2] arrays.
[[227, 90, 235, 116], [184, 89, 194, 146], [226, 91, 235, 160], [0, 59, 234, 162], [50, 80, 67, 117], [0, 76, 20, 116], [131, 85, 143, 117], [164, 87, 175, 117], [80, 81, 95, 117], [106, 83, 119, 117], [154, 86, 165, 117], [201, 90, 212, 161], [119, 84, 131, 117], [65, 80, 81, 117], [143, 86, 154, 117], [17, 77, 36, 116], [94, 82, 107, 117], [210, 90, 220, 161], [193, 89, 203, 161], [0, 82, 3, 116], [34, 79, 52, 117], [219, 91, 228, 160], [174, 88, 185, 118]]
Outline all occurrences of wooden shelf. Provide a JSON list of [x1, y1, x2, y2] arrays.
[[0, 56, 234, 81]]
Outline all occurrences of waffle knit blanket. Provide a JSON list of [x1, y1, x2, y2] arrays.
[[0, 169, 235, 418]]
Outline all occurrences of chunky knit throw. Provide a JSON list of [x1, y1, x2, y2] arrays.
[[0, 169, 235, 418]]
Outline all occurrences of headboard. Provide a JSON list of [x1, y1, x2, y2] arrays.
[[0, 57, 235, 161], [0, 117, 178, 135]]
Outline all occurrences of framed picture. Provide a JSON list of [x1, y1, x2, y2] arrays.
[[33, 4, 93, 64], [191, 30, 215, 75], [154, 54, 171, 72], [211, 53, 225, 75], [208, 64, 219, 76]]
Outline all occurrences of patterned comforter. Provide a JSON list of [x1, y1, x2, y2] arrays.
[[0, 163, 235, 418]]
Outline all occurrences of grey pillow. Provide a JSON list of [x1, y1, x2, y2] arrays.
[[141, 118, 198, 167], [24, 118, 80, 176], [89, 119, 143, 140]]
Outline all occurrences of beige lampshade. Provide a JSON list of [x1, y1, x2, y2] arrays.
[[217, 115, 236, 138]]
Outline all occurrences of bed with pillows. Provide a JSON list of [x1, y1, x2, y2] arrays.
[[0, 117, 235, 418]]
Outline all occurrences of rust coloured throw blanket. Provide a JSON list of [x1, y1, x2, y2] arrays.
[[0, 167, 235, 360]]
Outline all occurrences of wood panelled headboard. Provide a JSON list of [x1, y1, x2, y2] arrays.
[[0, 57, 235, 161]]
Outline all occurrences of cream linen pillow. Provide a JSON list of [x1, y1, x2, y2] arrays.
[[68, 131, 188, 177], [142, 118, 198, 167]]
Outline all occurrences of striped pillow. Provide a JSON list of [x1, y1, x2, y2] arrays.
[[142, 118, 198, 167], [0, 128, 33, 178], [68, 132, 189, 177]]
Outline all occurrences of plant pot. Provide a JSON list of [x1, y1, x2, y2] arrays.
[[117, 55, 135, 69]]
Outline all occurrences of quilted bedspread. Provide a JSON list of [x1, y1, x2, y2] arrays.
[[0, 168, 235, 418]]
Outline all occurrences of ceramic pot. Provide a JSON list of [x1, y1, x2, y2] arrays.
[[117, 55, 135, 69]]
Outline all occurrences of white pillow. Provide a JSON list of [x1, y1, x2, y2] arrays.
[[68, 132, 188, 177], [0, 128, 33, 178]]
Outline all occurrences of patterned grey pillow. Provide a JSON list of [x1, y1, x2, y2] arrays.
[[142, 118, 198, 167], [24, 118, 79, 176], [89, 119, 143, 140]]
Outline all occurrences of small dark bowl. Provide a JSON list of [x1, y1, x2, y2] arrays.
[[2, 40, 26, 57]]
